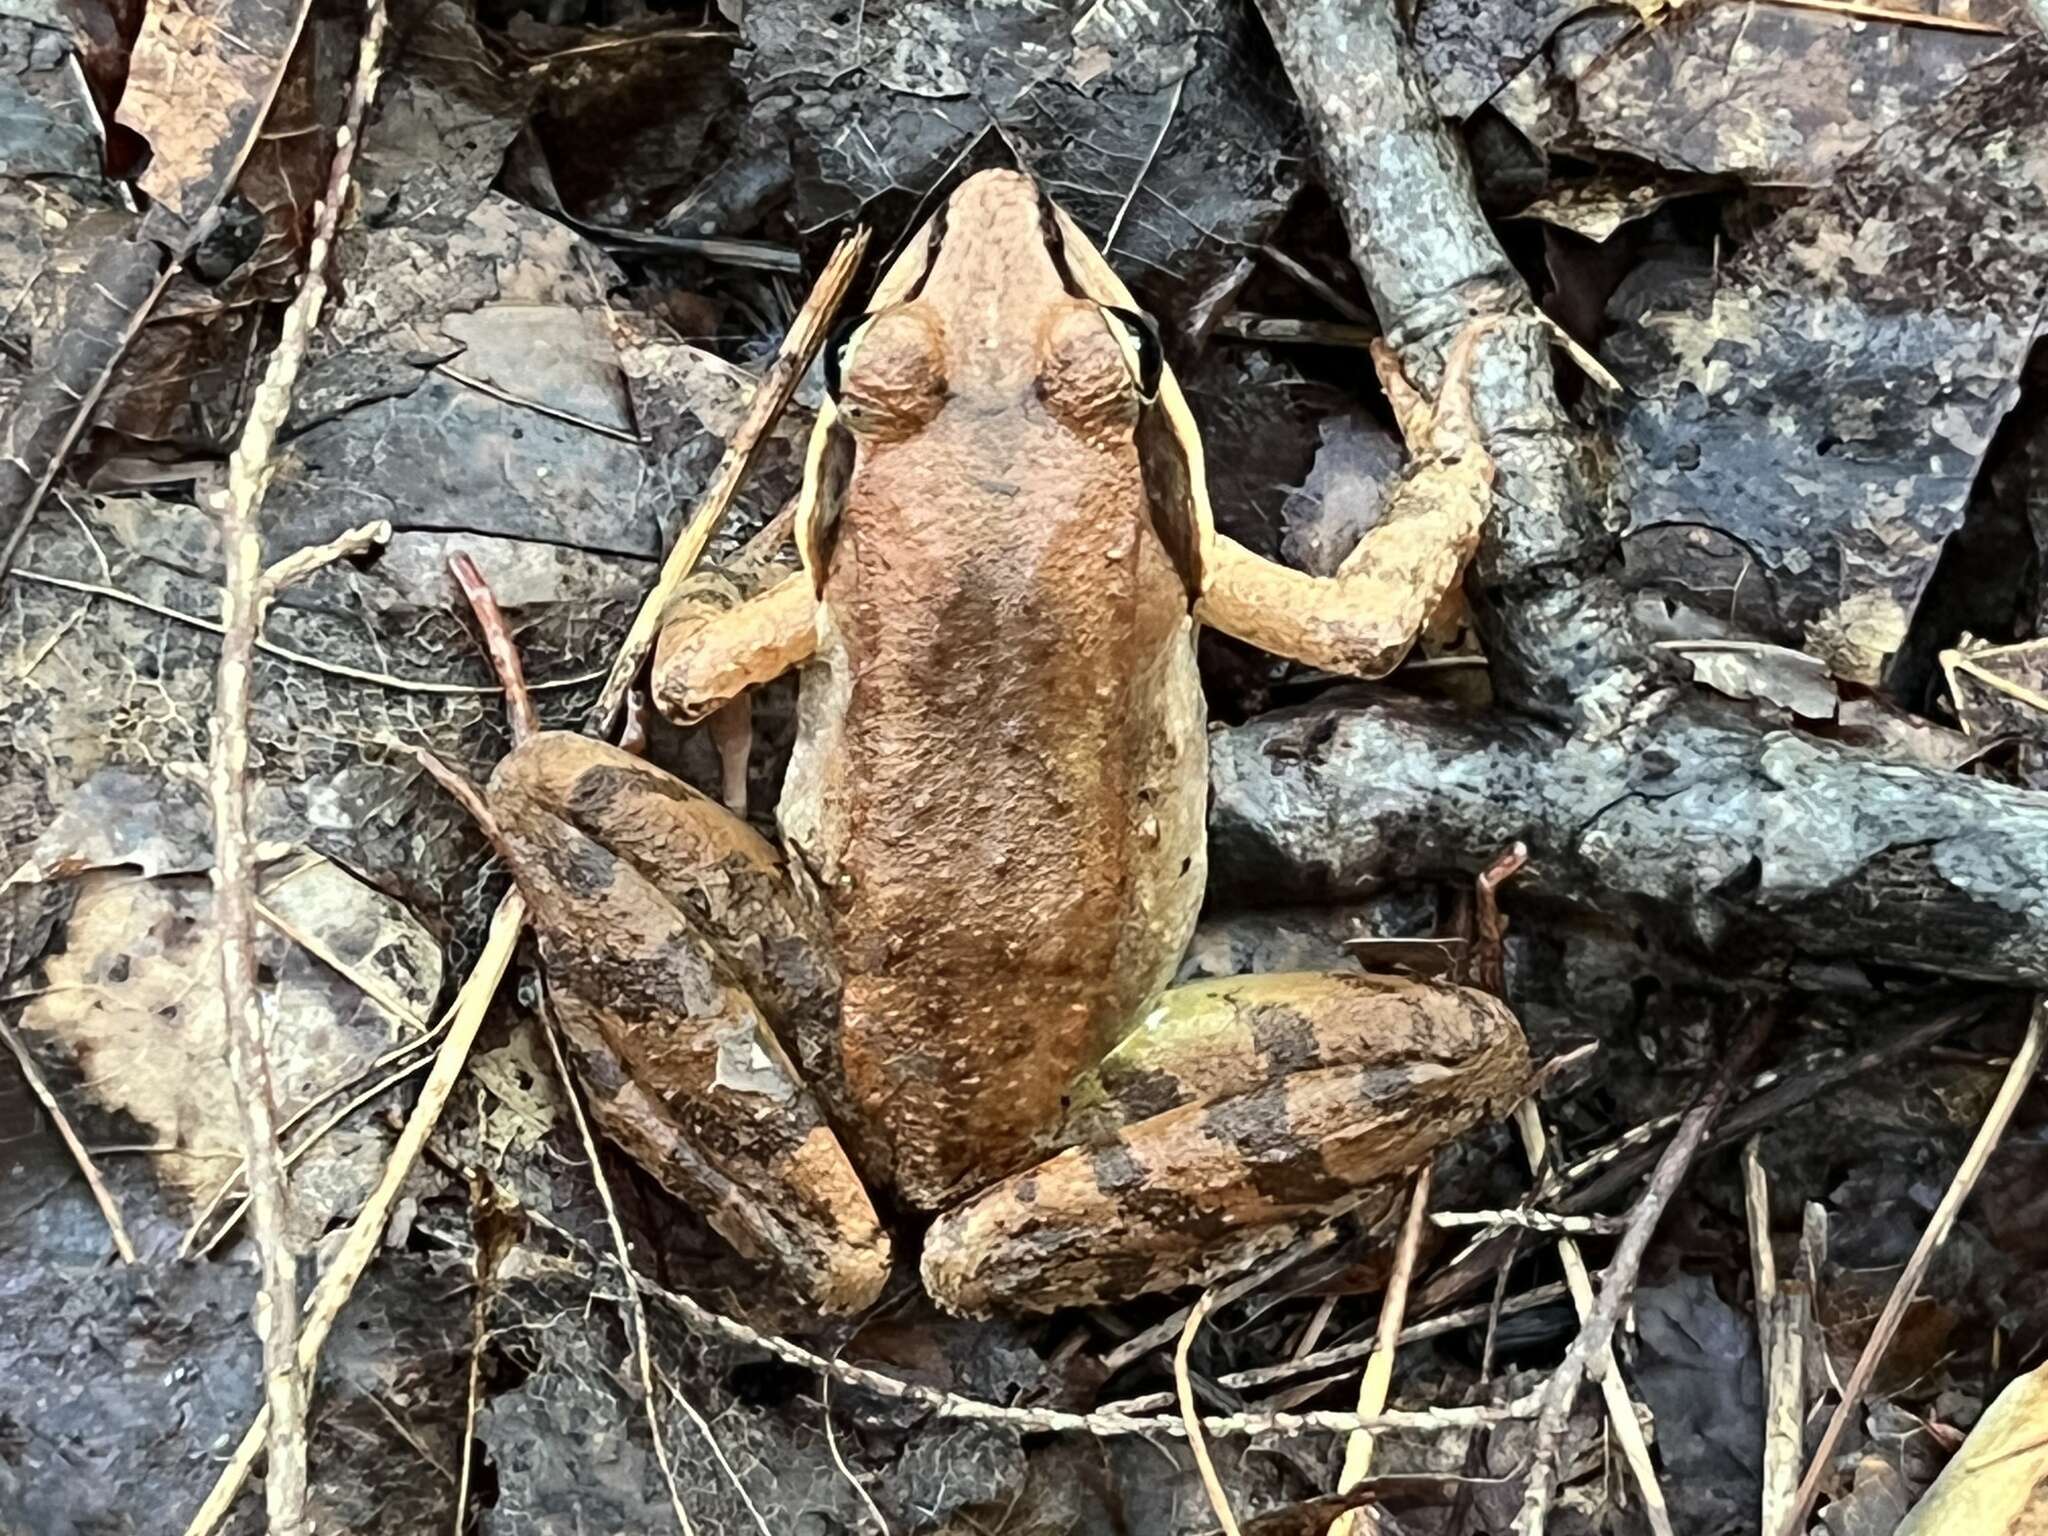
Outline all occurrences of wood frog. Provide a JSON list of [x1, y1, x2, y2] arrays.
[[476, 171, 1529, 1316]]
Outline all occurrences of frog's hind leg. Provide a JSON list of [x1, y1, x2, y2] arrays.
[[920, 972, 1528, 1316], [487, 733, 887, 1314]]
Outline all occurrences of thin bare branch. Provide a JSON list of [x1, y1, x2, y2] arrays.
[[1514, 1009, 1774, 1533], [204, 4, 394, 1525]]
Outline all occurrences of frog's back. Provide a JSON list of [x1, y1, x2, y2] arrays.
[[779, 417, 1205, 1207], [776, 170, 1208, 1205]]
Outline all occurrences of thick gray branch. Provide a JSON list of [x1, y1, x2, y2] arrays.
[[1211, 693, 2048, 988], [1255, 0, 1644, 722]]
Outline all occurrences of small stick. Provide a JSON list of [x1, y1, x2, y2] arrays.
[[203, 0, 395, 1517], [586, 227, 870, 738], [261, 518, 390, 594], [1433, 1209, 1627, 1236], [1512, 1099, 1673, 1536], [1778, 1001, 2045, 1536], [539, 1010, 697, 1535], [1176, 1288, 1246, 1536], [450, 553, 538, 744], [1746, 1138, 1806, 1532], [1330, 1164, 1434, 1536], [1, 1017, 138, 1262], [1514, 1008, 1773, 1534]]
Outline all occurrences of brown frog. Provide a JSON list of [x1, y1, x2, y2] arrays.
[[475, 170, 1529, 1317]]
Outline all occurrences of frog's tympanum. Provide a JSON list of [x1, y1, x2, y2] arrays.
[[481, 171, 1529, 1316]]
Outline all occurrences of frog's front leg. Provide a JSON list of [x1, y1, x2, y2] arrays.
[[1194, 319, 1499, 677], [488, 734, 888, 1314], [651, 566, 817, 724], [920, 972, 1528, 1315]]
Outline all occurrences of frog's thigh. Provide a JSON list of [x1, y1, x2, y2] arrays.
[[488, 733, 884, 1314], [921, 973, 1529, 1315], [491, 732, 837, 1037]]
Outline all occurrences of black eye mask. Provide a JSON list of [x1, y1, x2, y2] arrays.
[[1102, 305, 1163, 403]]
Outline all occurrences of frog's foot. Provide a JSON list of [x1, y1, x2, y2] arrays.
[[1193, 317, 1500, 680], [489, 733, 887, 1314], [919, 972, 1528, 1316]]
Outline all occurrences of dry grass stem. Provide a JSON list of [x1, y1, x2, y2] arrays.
[[1329, 1164, 1434, 1536], [539, 1012, 696, 1535], [1, 1017, 138, 1262], [666, 1381, 774, 1536], [1101, 1220, 1341, 1374], [1176, 1288, 1245, 1536], [823, 1368, 894, 1535], [1514, 1011, 1772, 1534], [1779, 1001, 2045, 1536], [1745, 1138, 1807, 1532]]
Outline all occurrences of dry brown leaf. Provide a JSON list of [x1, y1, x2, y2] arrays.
[[117, 0, 314, 227]]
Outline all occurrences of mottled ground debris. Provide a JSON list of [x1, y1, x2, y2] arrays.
[[3, 1, 2048, 1533]]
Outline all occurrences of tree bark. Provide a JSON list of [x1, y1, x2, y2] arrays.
[[1212, 691, 2048, 988]]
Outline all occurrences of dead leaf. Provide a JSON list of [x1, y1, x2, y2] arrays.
[[1665, 641, 1840, 721], [18, 853, 441, 1230], [117, 0, 314, 228]]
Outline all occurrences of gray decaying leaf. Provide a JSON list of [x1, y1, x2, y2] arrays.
[[1630, 1273, 1765, 1533], [1412, 0, 1597, 121], [1498, 3, 2007, 186], [738, 0, 1302, 319], [1604, 42, 2048, 684], [0, 4, 106, 180], [1673, 643, 1839, 722]]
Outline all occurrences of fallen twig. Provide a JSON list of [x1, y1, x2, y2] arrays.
[[1513, 1008, 1774, 1533], [1778, 1001, 2046, 1536], [203, 0, 394, 1514], [1512, 1099, 1673, 1536], [585, 227, 870, 736], [0, 1017, 137, 1262]]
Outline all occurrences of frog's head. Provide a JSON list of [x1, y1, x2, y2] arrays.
[[797, 169, 1215, 593]]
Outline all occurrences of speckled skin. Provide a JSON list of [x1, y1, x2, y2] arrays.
[[494, 171, 1528, 1316]]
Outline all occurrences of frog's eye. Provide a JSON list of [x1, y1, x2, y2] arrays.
[[1041, 303, 1146, 434], [828, 308, 947, 439], [1101, 305, 1162, 405]]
